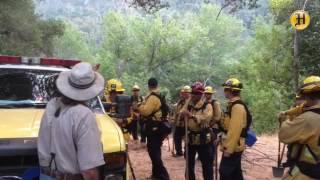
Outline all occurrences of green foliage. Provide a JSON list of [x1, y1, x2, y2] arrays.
[[0, 0, 64, 56], [99, 5, 245, 102], [233, 18, 294, 133], [298, 1, 320, 76], [30, 0, 320, 134], [53, 24, 95, 62]]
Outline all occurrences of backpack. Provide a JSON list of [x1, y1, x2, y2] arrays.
[[145, 92, 171, 138], [295, 145, 320, 178], [150, 92, 170, 119], [227, 100, 257, 147]]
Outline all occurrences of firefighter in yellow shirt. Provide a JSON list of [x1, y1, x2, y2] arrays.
[[219, 78, 249, 180], [204, 86, 222, 132], [278, 94, 306, 172], [130, 85, 144, 143], [135, 78, 170, 180], [104, 79, 132, 142], [279, 76, 320, 180], [181, 82, 214, 180], [173, 85, 191, 157], [279, 94, 306, 122], [103, 79, 125, 113]]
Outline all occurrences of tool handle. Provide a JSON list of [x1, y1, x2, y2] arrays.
[[185, 116, 189, 180]]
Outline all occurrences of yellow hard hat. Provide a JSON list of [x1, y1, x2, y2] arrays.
[[222, 78, 242, 91], [107, 79, 125, 92], [300, 76, 320, 93], [181, 85, 192, 93], [132, 84, 140, 91], [204, 86, 215, 94]]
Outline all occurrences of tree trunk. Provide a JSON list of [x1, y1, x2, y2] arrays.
[[292, 0, 305, 91]]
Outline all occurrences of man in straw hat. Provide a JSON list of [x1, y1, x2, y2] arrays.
[[38, 62, 105, 180]]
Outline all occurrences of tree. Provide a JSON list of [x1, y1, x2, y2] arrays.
[[271, 0, 320, 80], [233, 18, 293, 133], [0, 0, 64, 56], [99, 4, 245, 100], [128, 0, 259, 14], [128, 0, 169, 13], [53, 24, 95, 62]]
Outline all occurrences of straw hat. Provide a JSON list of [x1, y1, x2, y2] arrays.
[[56, 62, 104, 101]]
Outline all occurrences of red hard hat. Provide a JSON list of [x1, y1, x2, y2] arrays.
[[191, 82, 205, 94]]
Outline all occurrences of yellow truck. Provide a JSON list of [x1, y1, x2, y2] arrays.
[[0, 56, 128, 179]]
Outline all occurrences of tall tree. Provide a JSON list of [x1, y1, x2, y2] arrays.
[[53, 24, 95, 62], [0, 0, 64, 56], [99, 5, 244, 100]]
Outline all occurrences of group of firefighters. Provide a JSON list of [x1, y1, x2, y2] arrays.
[[100, 76, 249, 180], [37, 62, 320, 180], [104, 75, 320, 180]]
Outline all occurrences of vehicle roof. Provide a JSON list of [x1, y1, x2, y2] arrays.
[[0, 64, 70, 72]]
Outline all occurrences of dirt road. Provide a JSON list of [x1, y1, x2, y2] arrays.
[[128, 135, 285, 180]]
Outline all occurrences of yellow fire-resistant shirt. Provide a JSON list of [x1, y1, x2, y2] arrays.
[[137, 89, 162, 121], [208, 100, 222, 127], [221, 100, 247, 154], [279, 104, 320, 176], [174, 99, 186, 127], [184, 99, 213, 132]]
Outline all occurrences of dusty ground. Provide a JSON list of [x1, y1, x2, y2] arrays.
[[128, 135, 286, 180]]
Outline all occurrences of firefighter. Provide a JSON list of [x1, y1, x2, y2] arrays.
[[219, 78, 249, 180], [181, 82, 214, 180], [279, 94, 306, 122], [103, 79, 125, 112], [279, 94, 306, 172], [130, 84, 144, 143], [173, 85, 191, 157], [135, 78, 170, 180], [204, 86, 222, 133], [279, 76, 320, 180], [104, 79, 132, 142]]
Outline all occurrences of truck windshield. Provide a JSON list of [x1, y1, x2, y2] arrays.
[[0, 68, 102, 111]]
